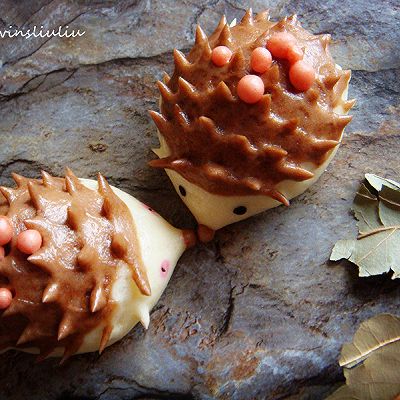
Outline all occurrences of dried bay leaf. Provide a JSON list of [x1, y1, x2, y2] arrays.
[[326, 314, 400, 400], [330, 174, 400, 278]]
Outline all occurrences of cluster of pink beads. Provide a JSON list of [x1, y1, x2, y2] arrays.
[[0, 216, 42, 309], [211, 31, 316, 104]]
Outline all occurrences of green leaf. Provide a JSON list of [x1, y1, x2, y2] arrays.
[[330, 174, 400, 278], [326, 314, 400, 400]]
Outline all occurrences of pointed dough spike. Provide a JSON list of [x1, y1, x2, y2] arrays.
[[0, 186, 17, 204], [27, 251, 52, 272], [90, 284, 107, 313], [336, 114, 352, 129], [212, 15, 227, 37], [58, 314, 74, 341], [174, 49, 191, 71], [195, 25, 208, 46], [214, 81, 235, 102], [217, 23, 233, 46], [138, 308, 150, 329], [198, 116, 219, 137], [242, 177, 262, 191], [97, 173, 113, 197], [99, 325, 112, 354], [320, 34, 331, 49], [60, 341, 81, 365], [343, 99, 356, 112], [278, 161, 314, 181], [65, 176, 78, 195], [42, 282, 59, 303], [110, 232, 128, 258], [162, 72, 170, 84], [270, 190, 290, 206], [157, 81, 174, 104], [77, 245, 96, 270], [65, 167, 78, 180], [240, 9, 253, 25], [11, 172, 26, 187], [229, 49, 245, 72], [17, 324, 37, 345], [27, 181, 42, 211], [41, 171, 54, 187], [312, 139, 339, 152], [24, 218, 47, 231], [261, 144, 288, 159], [173, 104, 189, 127], [178, 77, 196, 98], [149, 110, 169, 133], [66, 205, 80, 230], [287, 14, 298, 24]]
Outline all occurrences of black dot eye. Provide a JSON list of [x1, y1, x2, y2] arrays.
[[178, 185, 186, 196], [233, 206, 247, 215]]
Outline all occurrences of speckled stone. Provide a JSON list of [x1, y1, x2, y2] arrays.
[[0, 1, 399, 399]]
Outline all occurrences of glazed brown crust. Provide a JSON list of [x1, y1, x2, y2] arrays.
[[150, 10, 354, 204], [0, 170, 149, 361]]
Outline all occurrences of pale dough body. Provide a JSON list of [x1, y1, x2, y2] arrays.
[[2, 180, 186, 356]]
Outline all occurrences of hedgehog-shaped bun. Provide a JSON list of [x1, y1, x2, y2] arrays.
[[150, 9, 354, 235], [0, 169, 194, 361]]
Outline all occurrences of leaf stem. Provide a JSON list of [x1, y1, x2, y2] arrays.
[[358, 225, 400, 239]]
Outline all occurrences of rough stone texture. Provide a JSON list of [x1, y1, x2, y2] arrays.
[[0, 1, 399, 399]]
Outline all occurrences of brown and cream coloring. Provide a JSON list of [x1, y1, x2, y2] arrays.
[[150, 9, 354, 231], [0, 169, 190, 360]]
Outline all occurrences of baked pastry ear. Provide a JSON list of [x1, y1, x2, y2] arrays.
[[0, 170, 195, 361], [150, 10, 354, 233]]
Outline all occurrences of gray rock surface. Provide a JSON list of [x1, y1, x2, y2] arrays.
[[0, 1, 399, 399]]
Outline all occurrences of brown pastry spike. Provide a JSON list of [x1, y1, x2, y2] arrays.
[[217, 23, 233, 46], [98, 173, 151, 296], [0, 169, 149, 360], [240, 8, 253, 25], [151, 9, 354, 203]]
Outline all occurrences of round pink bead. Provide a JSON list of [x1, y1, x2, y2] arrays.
[[17, 229, 42, 254], [237, 75, 265, 104], [211, 46, 232, 67], [250, 47, 272, 74], [267, 32, 296, 59], [0, 288, 12, 309], [0, 216, 13, 246], [289, 60, 315, 91]]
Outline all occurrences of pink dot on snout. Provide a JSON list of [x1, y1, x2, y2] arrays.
[[160, 260, 170, 278]]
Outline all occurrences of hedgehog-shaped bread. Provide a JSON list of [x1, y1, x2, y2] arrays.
[[0, 169, 194, 361], [150, 9, 354, 237]]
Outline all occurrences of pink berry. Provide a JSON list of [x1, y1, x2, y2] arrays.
[[267, 32, 296, 59], [17, 229, 42, 254], [0, 288, 12, 309], [211, 46, 232, 67], [251, 47, 272, 74], [237, 75, 265, 104], [0, 216, 13, 246], [160, 260, 170, 278], [287, 45, 303, 64], [289, 60, 316, 91]]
